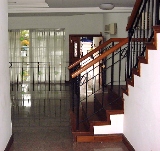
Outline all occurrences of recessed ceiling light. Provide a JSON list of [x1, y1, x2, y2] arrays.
[[99, 3, 114, 10]]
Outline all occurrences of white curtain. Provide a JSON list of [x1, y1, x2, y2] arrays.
[[9, 29, 65, 84], [9, 30, 22, 83]]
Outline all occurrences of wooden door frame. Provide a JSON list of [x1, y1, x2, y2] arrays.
[[69, 34, 102, 63], [69, 34, 103, 81]]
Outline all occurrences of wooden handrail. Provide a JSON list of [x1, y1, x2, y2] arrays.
[[131, 38, 154, 42], [68, 38, 126, 70], [126, 0, 143, 31], [71, 38, 128, 78]]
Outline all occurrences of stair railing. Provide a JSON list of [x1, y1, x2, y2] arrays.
[[68, 38, 125, 71], [69, 38, 128, 130], [69, 0, 160, 131], [126, 0, 160, 79]]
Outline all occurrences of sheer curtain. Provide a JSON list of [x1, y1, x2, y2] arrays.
[[9, 29, 65, 84], [9, 30, 22, 83]]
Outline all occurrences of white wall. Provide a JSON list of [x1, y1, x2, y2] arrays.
[[8, 14, 103, 81], [8, 13, 131, 81], [94, 114, 124, 134], [123, 33, 160, 151], [103, 13, 130, 40], [102, 12, 130, 85], [0, 0, 12, 150]]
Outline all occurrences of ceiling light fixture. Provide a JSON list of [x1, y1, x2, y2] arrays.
[[99, 3, 114, 10]]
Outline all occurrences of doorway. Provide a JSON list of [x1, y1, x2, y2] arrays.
[[69, 34, 103, 66], [69, 34, 103, 94]]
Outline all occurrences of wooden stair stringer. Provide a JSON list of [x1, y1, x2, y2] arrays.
[[70, 93, 124, 142], [70, 108, 93, 142], [123, 26, 160, 96], [123, 42, 157, 96], [76, 108, 124, 143], [71, 26, 160, 142]]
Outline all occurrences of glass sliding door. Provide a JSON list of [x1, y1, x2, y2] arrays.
[[9, 28, 65, 84]]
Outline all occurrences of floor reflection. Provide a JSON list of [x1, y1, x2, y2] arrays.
[[10, 83, 128, 151]]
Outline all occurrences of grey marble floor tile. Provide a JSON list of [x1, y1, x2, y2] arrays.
[[10, 83, 128, 151]]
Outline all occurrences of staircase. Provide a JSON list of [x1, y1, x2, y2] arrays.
[[69, 38, 127, 142], [68, 0, 160, 149]]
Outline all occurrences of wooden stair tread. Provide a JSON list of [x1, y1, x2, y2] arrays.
[[138, 56, 148, 64], [70, 89, 124, 142], [81, 101, 107, 121], [121, 86, 128, 95], [132, 68, 140, 76], [77, 134, 123, 143], [145, 42, 156, 50], [127, 78, 134, 87], [70, 109, 89, 132], [107, 85, 125, 96], [95, 92, 123, 110], [153, 25, 160, 32]]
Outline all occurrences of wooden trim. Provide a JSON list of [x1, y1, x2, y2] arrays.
[[75, 133, 135, 150], [68, 37, 152, 71], [4, 134, 14, 151], [153, 26, 160, 49], [131, 38, 154, 42], [77, 133, 123, 142], [69, 34, 102, 37], [71, 38, 128, 78], [68, 38, 126, 70], [122, 135, 135, 151], [126, 0, 143, 31]]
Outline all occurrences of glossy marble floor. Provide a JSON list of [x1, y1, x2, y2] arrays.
[[10, 83, 129, 151]]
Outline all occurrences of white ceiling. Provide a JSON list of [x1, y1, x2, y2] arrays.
[[8, 0, 136, 16], [46, 0, 135, 8]]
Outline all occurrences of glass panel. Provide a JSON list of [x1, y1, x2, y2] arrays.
[[9, 29, 65, 83], [74, 42, 78, 57]]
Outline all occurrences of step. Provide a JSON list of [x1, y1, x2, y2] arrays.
[[95, 92, 123, 110], [70, 90, 124, 142], [77, 133, 123, 142]]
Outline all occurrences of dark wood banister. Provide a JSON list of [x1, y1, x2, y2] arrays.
[[126, 0, 143, 31], [71, 38, 128, 78], [68, 38, 126, 70]]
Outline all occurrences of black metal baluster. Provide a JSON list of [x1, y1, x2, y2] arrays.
[[93, 71, 97, 111], [60, 73, 62, 91], [155, 0, 159, 25], [17, 75, 18, 91], [130, 38, 133, 70], [38, 62, 39, 86], [132, 35, 136, 67], [118, 47, 122, 96], [146, 0, 150, 40], [65, 67, 66, 82], [139, 16, 142, 56], [127, 29, 133, 79], [76, 74, 80, 130], [102, 70, 105, 107], [22, 65, 23, 84], [72, 76, 75, 112], [49, 63, 50, 91], [151, 0, 154, 36], [111, 52, 114, 90], [98, 61, 101, 89], [85, 72, 88, 116], [33, 69, 34, 91], [143, 4, 146, 44], [92, 64, 94, 93]]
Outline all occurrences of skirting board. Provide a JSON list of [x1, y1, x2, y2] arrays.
[[76, 133, 135, 151], [122, 135, 135, 151], [4, 134, 14, 151]]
